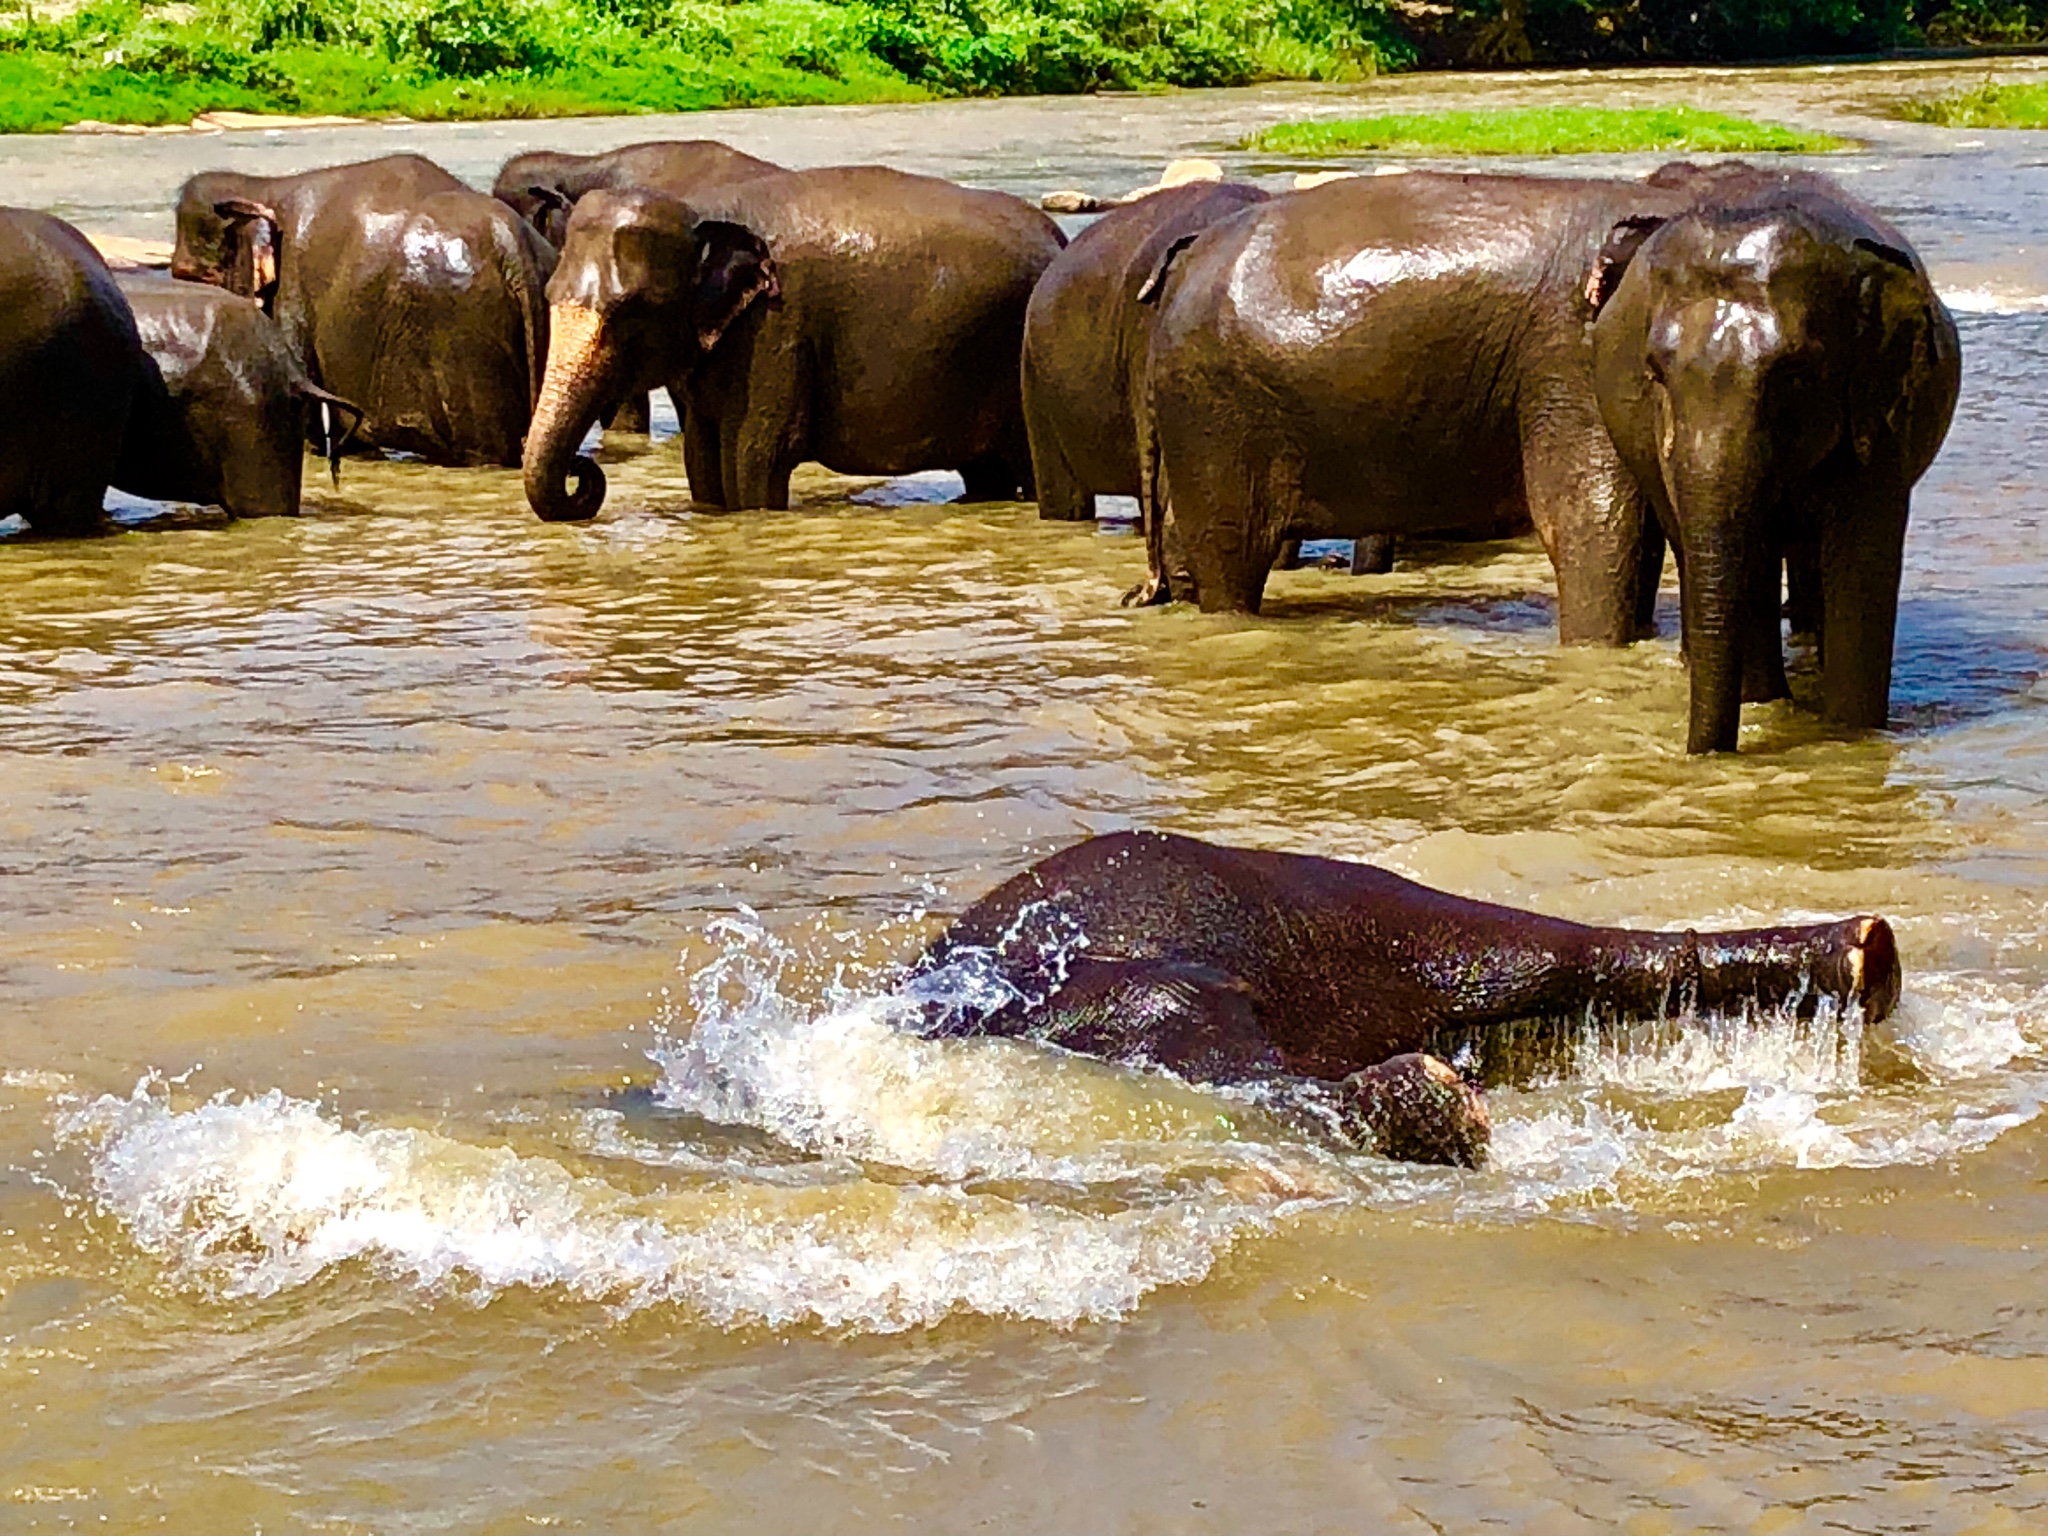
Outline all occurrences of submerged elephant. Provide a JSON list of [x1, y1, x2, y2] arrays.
[[115, 273, 363, 519], [1591, 163, 1960, 753], [0, 207, 139, 536], [915, 831, 1901, 1167], [523, 168, 1066, 521], [493, 138, 781, 250], [171, 154, 553, 468], [1022, 179, 1268, 522]]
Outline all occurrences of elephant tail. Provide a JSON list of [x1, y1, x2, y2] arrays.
[[1124, 364, 1174, 608], [295, 381, 365, 488]]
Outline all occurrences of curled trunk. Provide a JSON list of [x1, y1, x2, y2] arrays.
[[523, 302, 610, 522]]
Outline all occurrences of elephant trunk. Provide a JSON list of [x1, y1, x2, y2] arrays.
[[523, 301, 610, 523], [1661, 397, 1773, 755], [1582, 914, 1901, 1026]]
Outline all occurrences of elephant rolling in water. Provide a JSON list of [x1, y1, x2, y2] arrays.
[[115, 274, 363, 519], [1590, 164, 1960, 753], [917, 831, 1902, 1166], [172, 154, 553, 468], [0, 208, 139, 536], [523, 168, 1065, 520]]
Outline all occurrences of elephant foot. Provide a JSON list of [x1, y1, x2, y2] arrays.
[[1121, 571, 1173, 608], [1336, 1053, 1490, 1168]]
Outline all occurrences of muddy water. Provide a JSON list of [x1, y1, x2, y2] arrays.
[[6, 60, 2048, 1531]]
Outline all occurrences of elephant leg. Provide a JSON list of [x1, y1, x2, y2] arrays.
[[1740, 544, 1791, 705], [1028, 430, 1093, 521], [1632, 516, 1667, 637], [1351, 534, 1396, 575], [1819, 487, 1907, 731], [681, 408, 726, 511], [959, 453, 1022, 503], [1273, 539, 1303, 571], [604, 392, 652, 436], [1785, 541, 1824, 641], [1520, 397, 1653, 645], [719, 366, 809, 513]]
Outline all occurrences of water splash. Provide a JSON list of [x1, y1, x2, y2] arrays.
[[52, 913, 2048, 1331]]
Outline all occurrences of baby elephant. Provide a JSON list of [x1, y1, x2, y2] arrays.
[[115, 275, 362, 519], [915, 831, 1901, 1167]]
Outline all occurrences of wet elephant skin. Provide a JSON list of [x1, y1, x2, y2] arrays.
[[524, 167, 1066, 519], [1020, 180, 1268, 522], [1590, 164, 1961, 754], [0, 207, 139, 535], [919, 830, 1899, 1097], [492, 139, 782, 251], [114, 273, 363, 520], [171, 154, 554, 469], [1134, 171, 1705, 628]]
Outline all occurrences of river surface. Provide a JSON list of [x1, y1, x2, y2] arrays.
[[5, 59, 2048, 1532]]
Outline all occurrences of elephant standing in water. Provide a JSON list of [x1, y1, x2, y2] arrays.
[[1591, 164, 1959, 753], [493, 139, 782, 435], [916, 831, 1902, 1166], [172, 154, 554, 468], [115, 274, 363, 519], [523, 168, 1065, 520], [0, 208, 139, 535], [1022, 179, 1269, 522]]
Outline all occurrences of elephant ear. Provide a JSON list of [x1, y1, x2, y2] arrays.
[[1136, 232, 1202, 305], [214, 196, 279, 308], [691, 219, 778, 354], [1849, 236, 1941, 469], [1583, 213, 1667, 317]]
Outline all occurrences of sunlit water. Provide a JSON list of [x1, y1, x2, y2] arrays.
[[5, 60, 2048, 1530]]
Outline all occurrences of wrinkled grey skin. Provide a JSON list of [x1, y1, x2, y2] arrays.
[[1591, 163, 1960, 753], [493, 139, 781, 250], [1134, 170, 1693, 629], [1021, 181, 1269, 522], [114, 273, 364, 519], [917, 831, 1903, 1166], [493, 139, 782, 435], [0, 207, 139, 535], [524, 168, 1066, 520], [172, 154, 554, 469]]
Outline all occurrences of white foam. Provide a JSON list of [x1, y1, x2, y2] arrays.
[[53, 915, 2048, 1331]]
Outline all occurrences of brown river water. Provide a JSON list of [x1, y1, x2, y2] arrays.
[[5, 58, 2048, 1532]]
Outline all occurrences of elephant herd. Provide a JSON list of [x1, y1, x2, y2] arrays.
[[0, 138, 1961, 755]]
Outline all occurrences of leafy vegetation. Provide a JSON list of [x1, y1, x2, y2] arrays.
[[0, 0, 2042, 135], [0, 0, 1395, 133], [1896, 80, 2048, 127], [1246, 106, 1850, 157]]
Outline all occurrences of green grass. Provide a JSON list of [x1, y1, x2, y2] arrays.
[[1895, 81, 2048, 129], [0, 0, 1400, 133], [1242, 105, 1850, 157]]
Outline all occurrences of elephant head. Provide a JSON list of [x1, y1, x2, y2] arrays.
[[171, 178, 279, 307], [523, 189, 776, 522], [1590, 186, 1957, 753]]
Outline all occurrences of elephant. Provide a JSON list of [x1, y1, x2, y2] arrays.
[[112, 274, 364, 519], [171, 154, 554, 469], [523, 167, 1066, 521], [0, 207, 139, 536], [1590, 164, 1960, 753], [1021, 179, 1269, 522], [493, 138, 781, 251], [1131, 169, 1703, 629], [493, 139, 782, 435], [914, 830, 1902, 1166]]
